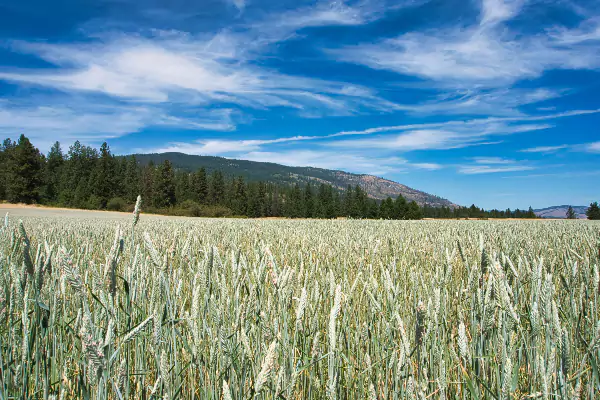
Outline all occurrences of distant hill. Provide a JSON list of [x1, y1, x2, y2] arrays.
[[132, 152, 457, 207], [534, 205, 588, 219]]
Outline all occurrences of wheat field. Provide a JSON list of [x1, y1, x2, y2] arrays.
[[1, 205, 599, 399]]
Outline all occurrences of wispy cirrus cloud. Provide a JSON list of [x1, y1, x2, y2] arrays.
[[458, 157, 535, 174], [0, 33, 392, 114], [0, 97, 238, 149], [586, 141, 600, 152], [519, 144, 569, 153], [0, 1, 415, 138], [330, 4, 600, 87], [147, 108, 600, 157], [326, 123, 552, 151]]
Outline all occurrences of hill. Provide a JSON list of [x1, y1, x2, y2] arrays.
[[132, 152, 457, 207], [534, 205, 588, 219]]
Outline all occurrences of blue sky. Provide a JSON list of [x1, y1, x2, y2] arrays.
[[0, 0, 599, 209]]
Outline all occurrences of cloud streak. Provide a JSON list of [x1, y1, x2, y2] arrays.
[[519, 144, 569, 153], [458, 157, 535, 174], [147, 108, 600, 156], [330, 1, 600, 87]]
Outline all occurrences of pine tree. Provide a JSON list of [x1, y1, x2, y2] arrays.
[[141, 162, 156, 207], [353, 185, 367, 218], [304, 183, 314, 218], [209, 170, 225, 205], [343, 185, 354, 217], [155, 160, 176, 207], [191, 168, 209, 204], [123, 156, 140, 203], [44, 141, 64, 203], [175, 171, 192, 203], [257, 181, 267, 217], [394, 195, 407, 219], [93, 142, 116, 208], [232, 176, 247, 215], [406, 201, 423, 220], [286, 183, 303, 218], [5, 135, 44, 204], [380, 197, 394, 219], [566, 205, 577, 219], [586, 202, 600, 220], [65, 141, 98, 208], [0, 138, 17, 200]]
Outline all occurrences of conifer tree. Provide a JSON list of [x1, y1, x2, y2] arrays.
[[585, 202, 600, 220], [394, 194, 407, 219], [155, 160, 176, 207], [5, 134, 43, 204], [0, 138, 17, 200], [209, 170, 225, 205]]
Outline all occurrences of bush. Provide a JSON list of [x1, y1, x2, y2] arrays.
[[86, 194, 103, 210], [170, 201, 234, 218], [107, 197, 127, 212], [201, 205, 234, 218], [171, 200, 200, 217]]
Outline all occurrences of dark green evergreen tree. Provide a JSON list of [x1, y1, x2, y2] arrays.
[[232, 176, 247, 215], [343, 185, 354, 217], [380, 197, 394, 219], [5, 134, 44, 204], [155, 160, 176, 207], [304, 183, 314, 218], [209, 170, 225, 205], [566, 206, 577, 219], [175, 171, 191, 203], [394, 195, 407, 219], [0, 138, 17, 200], [92, 142, 117, 208], [406, 201, 423, 220], [123, 156, 140, 203], [256, 181, 267, 217], [585, 202, 600, 220], [44, 141, 64, 203], [191, 168, 208, 204]]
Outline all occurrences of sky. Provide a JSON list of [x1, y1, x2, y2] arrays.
[[0, 0, 599, 210]]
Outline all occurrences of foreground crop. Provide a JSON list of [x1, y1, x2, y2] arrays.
[[1, 214, 599, 399]]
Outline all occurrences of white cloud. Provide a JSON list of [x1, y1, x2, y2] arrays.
[[231, 0, 246, 12], [458, 156, 535, 174], [480, 0, 525, 26], [397, 88, 565, 117], [412, 162, 443, 170], [519, 144, 569, 153], [459, 164, 534, 174], [330, 2, 600, 87], [326, 122, 552, 151], [144, 108, 600, 158], [472, 156, 516, 164], [586, 141, 600, 152], [0, 99, 237, 150], [0, 35, 391, 115], [240, 150, 408, 175], [0, 0, 409, 129]]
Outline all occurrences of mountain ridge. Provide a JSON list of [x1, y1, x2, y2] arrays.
[[132, 152, 458, 208], [534, 205, 588, 219]]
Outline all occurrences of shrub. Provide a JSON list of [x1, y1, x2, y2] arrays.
[[106, 197, 127, 212], [86, 194, 103, 210]]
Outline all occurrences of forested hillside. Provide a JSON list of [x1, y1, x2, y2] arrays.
[[1, 135, 541, 219], [133, 152, 455, 206]]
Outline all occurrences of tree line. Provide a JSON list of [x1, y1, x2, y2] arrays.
[[0, 134, 557, 219]]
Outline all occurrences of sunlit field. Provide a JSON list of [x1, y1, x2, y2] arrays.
[[1, 207, 599, 399]]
